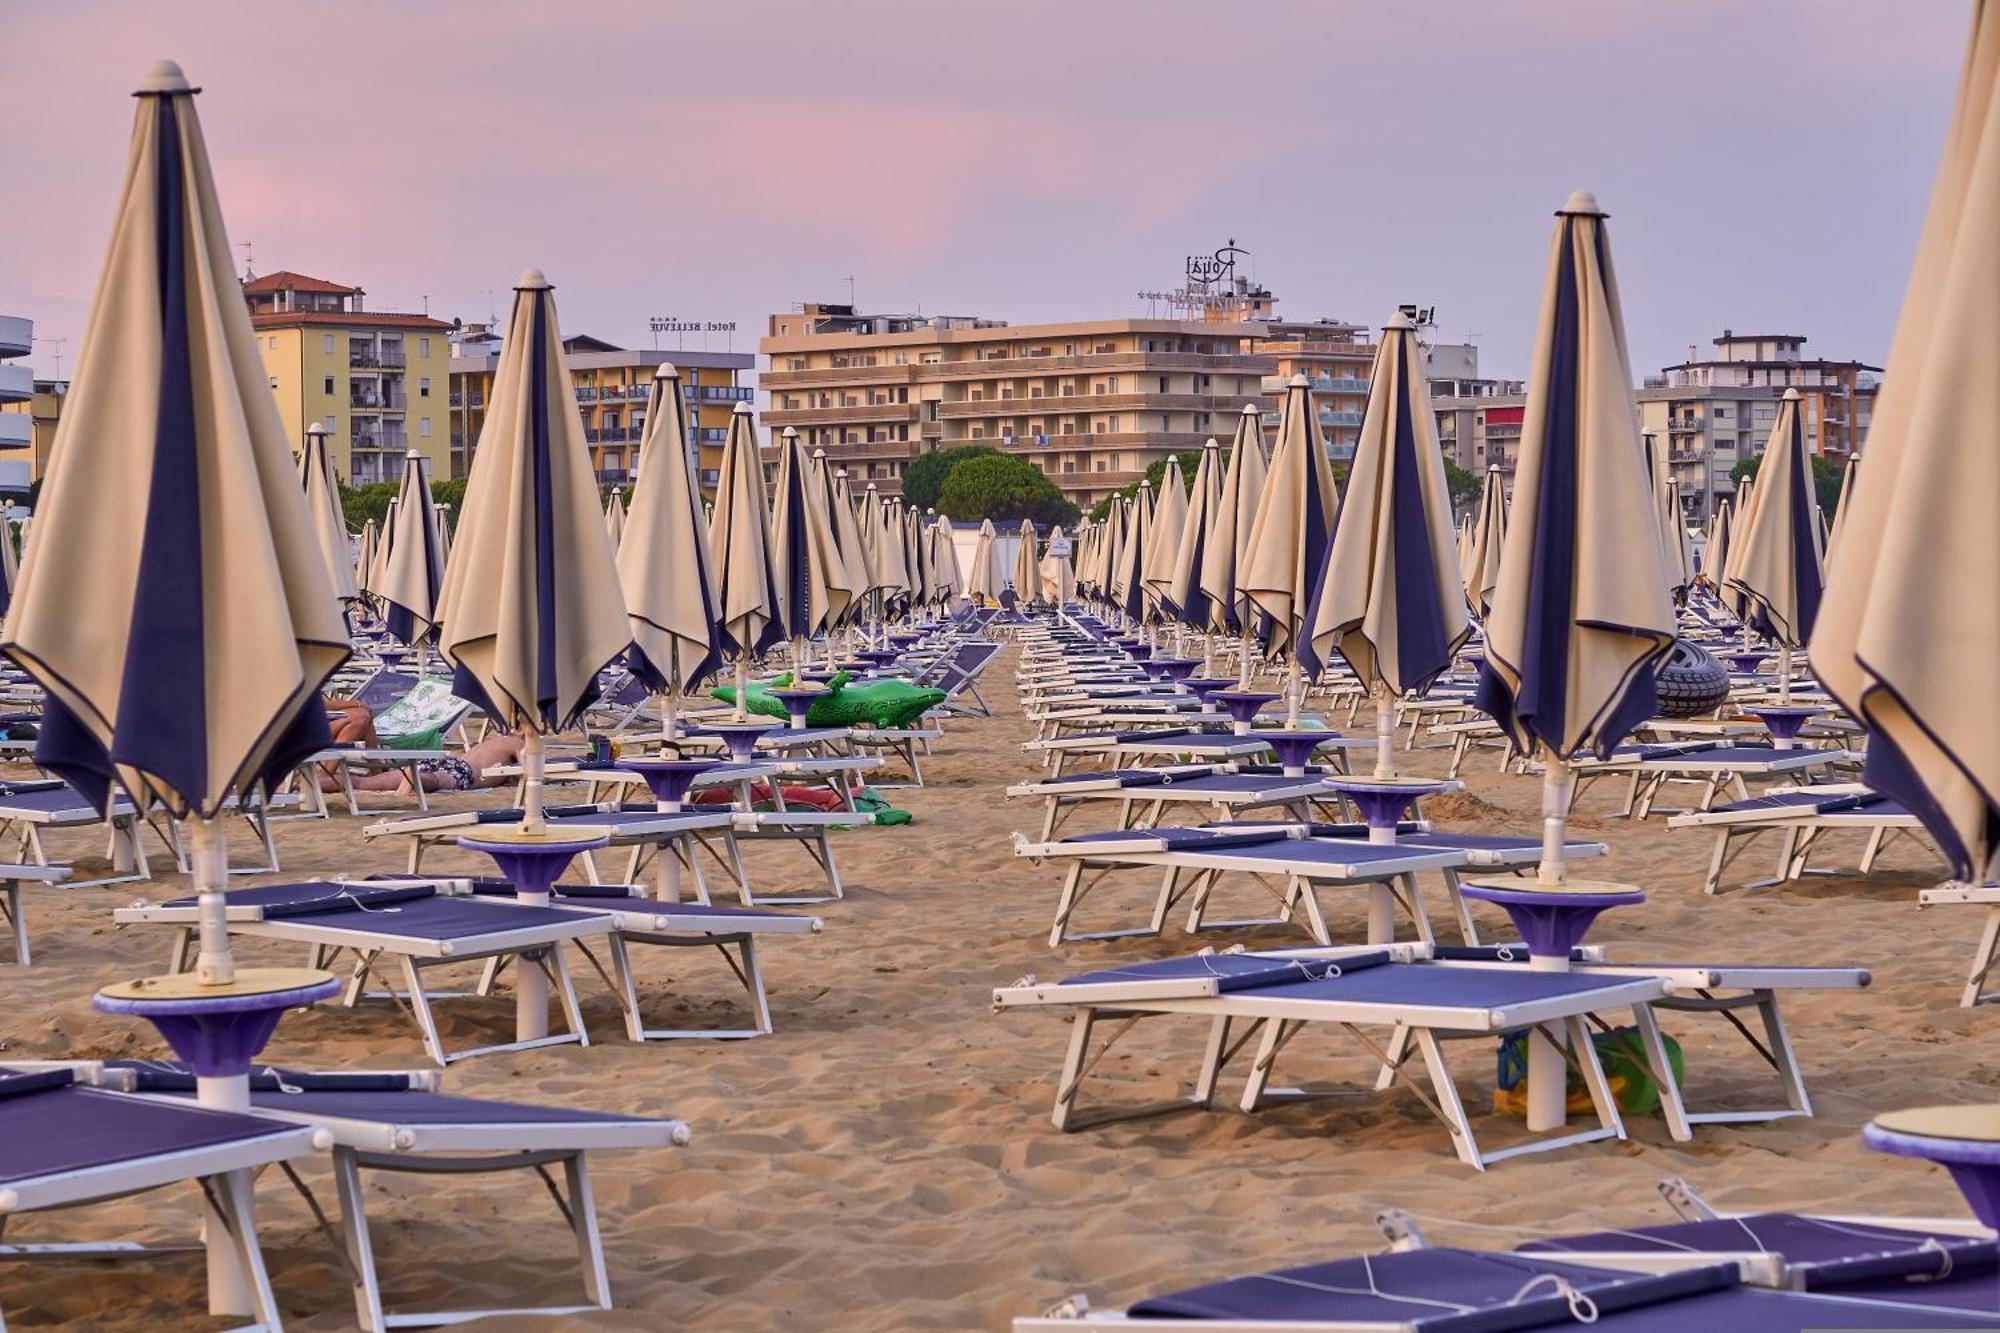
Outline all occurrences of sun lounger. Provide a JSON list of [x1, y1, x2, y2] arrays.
[[1574, 743, 1856, 820], [96, 1061, 688, 1332], [0, 1066, 316, 1330], [1014, 1240, 2000, 1328], [920, 640, 1002, 717], [115, 880, 609, 1066], [0, 862, 71, 964], [1668, 784, 1932, 893], [996, 946, 1675, 1169], [0, 780, 152, 887], [364, 801, 743, 896], [1007, 766, 1338, 842], [1919, 882, 2000, 1008]]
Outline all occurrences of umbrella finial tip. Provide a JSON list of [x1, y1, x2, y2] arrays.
[[1204, 437, 1219, 449], [515, 267, 551, 290], [138, 60, 191, 93], [1782, 386, 1801, 400], [732, 401, 753, 415], [1241, 401, 1260, 415], [654, 362, 678, 379], [1288, 373, 1311, 388], [1383, 309, 1415, 331], [1559, 189, 1604, 216]]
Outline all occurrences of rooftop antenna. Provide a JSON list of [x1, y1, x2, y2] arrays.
[[421, 293, 430, 317], [33, 336, 66, 380], [237, 240, 254, 280], [845, 275, 856, 308]]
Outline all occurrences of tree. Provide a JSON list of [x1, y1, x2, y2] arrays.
[[903, 444, 1000, 511], [338, 474, 467, 531], [1443, 460, 1482, 513], [1729, 453, 1843, 519], [1085, 451, 1204, 522], [937, 454, 1081, 528]]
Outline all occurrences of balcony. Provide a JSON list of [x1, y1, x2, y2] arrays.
[[0, 415, 31, 451], [1319, 409, 1364, 429], [349, 349, 407, 369], [584, 427, 633, 444], [694, 427, 728, 445], [349, 389, 407, 411], [938, 392, 1256, 420], [764, 402, 920, 426], [692, 385, 754, 403], [576, 387, 597, 403], [0, 363, 32, 404], [1669, 418, 1704, 433], [0, 316, 31, 360], [759, 349, 1278, 389]]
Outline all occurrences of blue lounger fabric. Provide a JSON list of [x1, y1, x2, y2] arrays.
[[0, 1070, 298, 1185], [1524, 1212, 1995, 1290]]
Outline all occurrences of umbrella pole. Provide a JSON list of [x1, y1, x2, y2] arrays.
[[1285, 658, 1301, 729], [1238, 629, 1255, 688], [1778, 643, 1793, 705], [190, 813, 251, 1315], [191, 816, 235, 987], [1372, 681, 1396, 780], [1201, 633, 1214, 678], [1536, 757, 1572, 887], [522, 730, 547, 835], [734, 657, 749, 722]]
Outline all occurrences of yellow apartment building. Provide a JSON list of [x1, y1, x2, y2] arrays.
[[244, 271, 455, 485], [760, 304, 1276, 506], [447, 329, 754, 485]]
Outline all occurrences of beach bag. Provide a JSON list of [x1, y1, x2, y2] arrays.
[[1493, 1025, 1684, 1118], [852, 787, 913, 826]]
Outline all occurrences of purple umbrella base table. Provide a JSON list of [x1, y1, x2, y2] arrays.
[[94, 967, 342, 1081], [1866, 1106, 2000, 1230], [1746, 705, 1820, 750], [767, 686, 827, 730], [1248, 730, 1343, 778], [1723, 650, 1770, 674], [1211, 690, 1282, 736], [1323, 776, 1461, 842], [618, 757, 733, 811], [693, 720, 784, 763], [458, 825, 611, 1042]]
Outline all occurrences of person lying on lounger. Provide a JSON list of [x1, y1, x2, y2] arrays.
[[316, 696, 524, 794]]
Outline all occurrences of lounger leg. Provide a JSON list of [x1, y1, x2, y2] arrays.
[[548, 946, 590, 1046], [1192, 1016, 1232, 1109], [565, 1153, 613, 1310], [1412, 1028, 1484, 1171], [1295, 877, 1331, 947], [1049, 861, 1088, 948], [1440, 868, 1481, 946], [1147, 867, 1182, 938], [1756, 992, 1812, 1116], [1859, 825, 1889, 873], [1703, 830, 1730, 896], [1964, 907, 2000, 1007], [1630, 1004, 1693, 1141], [1567, 1015, 1627, 1143], [606, 935, 645, 1043], [209, 1169, 284, 1329], [1052, 1009, 1098, 1132], [741, 938, 773, 1035], [331, 1147, 388, 1333], [4, 882, 23, 966], [1239, 1019, 1297, 1112], [400, 955, 450, 1066], [1374, 1023, 1413, 1092]]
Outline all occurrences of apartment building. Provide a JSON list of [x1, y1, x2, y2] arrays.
[[448, 329, 754, 485], [244, 272, 455, 485], [760, 303, 1276, 505], [1253, 317, 1372, 461], [1657, 329, 1878, 458], [0, 315, 34, 492]]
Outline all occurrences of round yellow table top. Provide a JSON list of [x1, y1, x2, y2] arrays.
[[98, 966, 338, 1002], [1873, 1105, 2000, 1143]]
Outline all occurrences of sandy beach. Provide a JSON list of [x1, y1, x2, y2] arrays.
[[0, 643, 1982, 1329]]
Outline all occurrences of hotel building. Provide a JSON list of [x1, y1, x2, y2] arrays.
[[0, 315, 35, 491], [243, 272, 456, 485], [760, 303, 1277, 505], [448, 329, 754, 485]]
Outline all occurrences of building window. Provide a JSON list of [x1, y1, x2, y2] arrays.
[[419, 417, 432, 438], [418, 337, 431, 357], [419, 377, 431, 398], [323, 334, 335, 354], [324, 414, 337, 431], [267, 336, 278, 350], [323, 376, 335, 395]]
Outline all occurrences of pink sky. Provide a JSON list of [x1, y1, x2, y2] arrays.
[[0, 0, 1967, 379]]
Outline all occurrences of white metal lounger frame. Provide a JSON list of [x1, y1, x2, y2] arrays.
[[120, 896, 606, 1067], [1920, 881, 2000, 1008], [0, 1092, 316, 1332], [0, 863, 71, 964], [0, 794, 151, 888], [994, 949, 1675, 1171], [1008, 769, 1336, 844], [1668, 789, 1934, 895]]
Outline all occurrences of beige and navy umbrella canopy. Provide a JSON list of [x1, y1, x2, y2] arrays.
[[769, 426, 858, 646], [1040, 524, 1074, 604], [1112, 481, 1156, 622], [818, 456, 873, 621], [1476, 192, 1675, 765], [2, 61, 348, 821], [1726, 389, 1824, 648], [1012, 518, 1038, 600], [1662, 478, 1695, 602], [378, 450, 447, 650], [904, 504, 932, 611], [352, 519, 378, 603], [619, 364, 723, 696], [928, 514, 963, 606], [1312, 312, 1471, 699], [433, 270, 629, 735], [604, 486, 626, 548], [1168, 437, 1224, 628], [1464, 465, 1507, 619], [1142, 458, 1189, 622], [1825, 454, 1858, 566], [1704, 498, 1733, 598], [1716, 476, 1755, 618], [1204, 405, 1270, 638], [1241, 376, 1340, 673], [299, 422, 359, 604], [1814, 0, 2000, 881], [968, 517, 1000, 603], [707, 402, 785, 661]]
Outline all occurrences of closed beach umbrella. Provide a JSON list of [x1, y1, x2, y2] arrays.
[[353, 515, 377, 604], [1456, 513, 1475, 585], [968, 517, 1000, 605], [1169, 437, 1224, 638], [1465, 464, 1507, 619], [707, 401, 784, 712], [378, 449, 447, 659], [1662, 478, 1695, 604], [434, 269, 630, 827], [1704, 499, 1733, 603], [1825, 454, 1858, 566], [1, 62, 349, 995], [299, 422, 358, 604], [1717, 476, 1755, 622], [369, 496, 397, 597], [769, 425, 857, 661], [818, 456, 872, 625], [1211, 405, 1271, 682], [1313, 312, 1472, 775], [1112, 480, 1154, 624], [1813, 0, 2000, 883], [1143, 458, 1189, 624], [905, 503, 933, 618], [433, 502, 454, 566], [1726, 388, 1824, 696], [619, 364, 723, 736], [928, 515, 962, 608], [1476, 191, 1675, 880], [1242, 375, 1339, 722], [0, 517, 15, 620], [604, 486, 626, 548], [1040, 524, 1074, 605], [1013, 518, 1038, 603]]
